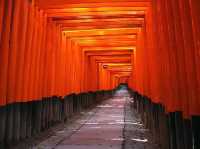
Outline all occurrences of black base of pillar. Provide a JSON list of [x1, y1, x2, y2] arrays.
[[129, 89, 200, 149], [0, 90, 112, 147], [0, 106, 6, 148], [192, 116, 200, 149], [183, 119, 193, 149]]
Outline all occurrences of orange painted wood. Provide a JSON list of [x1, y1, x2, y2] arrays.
[[188, 0, 200, 116], [0, 0, 13, 106], [43, 19, 53, 97], [176, 0, 195, 118], [150, 0, 174, 112], [0, 0, 199, 117], [0, 0, 5, 42], [168, 0, 181, 112], [34, 10, 45, 100], [48, 23, 56, 96], [15, 0, 29, 101], [38, 13, 47, 98], [22, 2, 35, 101], [7, 0, 22, 104], [148, 0, 200, 117], [28, 6, 39, 100]]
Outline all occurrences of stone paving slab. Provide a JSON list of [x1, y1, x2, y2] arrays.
[[55, 144, 121, 149], [56, 97, 125, 149]]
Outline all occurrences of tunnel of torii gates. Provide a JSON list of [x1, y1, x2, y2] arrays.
[[0, 0, 200, 148]]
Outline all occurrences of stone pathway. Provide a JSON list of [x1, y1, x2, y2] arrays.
[[33, 88, 159, 149]]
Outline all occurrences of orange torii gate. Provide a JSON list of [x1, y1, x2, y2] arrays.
[[0, 0, 199, 148]]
